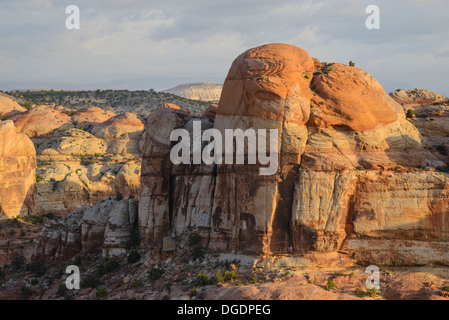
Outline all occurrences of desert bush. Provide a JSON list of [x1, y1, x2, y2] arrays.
[[148, 266, 164, 281], [127, 251, 140, 264], [188, 233, 201, 246]]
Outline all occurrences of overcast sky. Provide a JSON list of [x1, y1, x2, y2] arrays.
[[0, 0, 448, 95]]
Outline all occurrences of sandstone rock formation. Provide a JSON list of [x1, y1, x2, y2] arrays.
[[0, 120, 37, 219], [10, 105, 73, 139], [165, 82, 223, 102], [139, 43, 449, 266], [389, 89, 447, 105], [8, 103, 143, 217], [34, 198, 137, 261], [390, 89, 449, 152], [71, 106, 116, 128], [91, 112, 144, 155], [0, 94, 26, 119]]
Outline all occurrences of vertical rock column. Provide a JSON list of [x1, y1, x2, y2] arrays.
[[211, 43, 314, 254], [138, 104, 190, 247], [0, 120, 37, 219]]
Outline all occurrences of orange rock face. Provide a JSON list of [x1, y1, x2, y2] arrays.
[[0, 94, 26, 119], [0, 120, 37, 219], [71, 106, 116, 127], [138, 43, 449, 265]]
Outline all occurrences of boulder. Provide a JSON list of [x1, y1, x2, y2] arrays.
[[0, 120, 37, 219]]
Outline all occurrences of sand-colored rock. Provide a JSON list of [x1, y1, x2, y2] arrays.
[[165, 82, 222, 102], [10, 105, 73, 138], [138, 103, 190, 246], [0, 94, 26, 119], [91, 112, 144, 155], [34, 198, 137, 261], [71, 106, 116, 127], [389, 89, 447, 105], [0, 120, 37, 219]]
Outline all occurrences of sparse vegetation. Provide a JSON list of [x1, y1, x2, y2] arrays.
[[326, 278, 337, 291], [96, 288, 108, 299], [21, 286, 34, 299], [148, 266, 164, 281], [349, 61, 355, 67], [406, 109, 415, 119], [188, 233, 201, 246], [127, 250, 141, 264]]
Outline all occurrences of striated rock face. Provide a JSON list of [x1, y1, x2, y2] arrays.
[[390, 89, 449, 152], [165, 82, 222, 102], [71, 106, 116, 128], [0, 120, 37, 219], [138, 103, 190, 245], [91, 112, 144, 155], [389, 89, 447, 105], [8, 104, 142, 217], [34, 198, 137, 261], [10, 105, 73, 139], [139, 43, 449, 266]]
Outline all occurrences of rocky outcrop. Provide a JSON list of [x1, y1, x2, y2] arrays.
[[91, 112, 144, 155], [138, 103, 191, 245], [71, 106, 116, 128], [390, 89, 449, 152], [10, 105, 73, 139], [389, 89, 447, 105], [0, 94, 26, 119], [164, 82, 222, 102], [138, 43, 449, 266], [8, 104, 143, 217], [34, 198, 137, 261], [0, 120, 37, 219]]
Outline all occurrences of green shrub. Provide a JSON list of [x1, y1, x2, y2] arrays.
[[197, 273, 209, 286], [30, 278, 39, 286], [27, 261, 47, 278], [191, 246, 205, 261], [190, 286, 197, 297], [21, 286, 34, 299], [326, 279, 337, 291], [148, 266, 164, 281], [406, 109, 415, 119], [57, 284, 68, 296], [188, 233, 201, 246], [11, 254, 26, 271], [443, 285, 449, 292], [81, 274, 101, 288], [96, 288, 108, 299], [127, 251, 141, 264], [98, 260, 119, 275], [125, 231, 140, 250], [349, 61, 355, 67]]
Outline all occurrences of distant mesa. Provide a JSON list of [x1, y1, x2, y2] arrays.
[[164, 82, 222, 102]]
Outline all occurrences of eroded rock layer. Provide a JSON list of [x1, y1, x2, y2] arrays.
[[0, 120, 37, 219], [139, 43, 449, 265]]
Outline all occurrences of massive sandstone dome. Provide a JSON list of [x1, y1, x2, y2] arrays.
[[0, 120, 37, 219], [138, 43, 449, 265]]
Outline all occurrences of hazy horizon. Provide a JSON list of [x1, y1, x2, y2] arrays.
[[1, 0, 449, 96]]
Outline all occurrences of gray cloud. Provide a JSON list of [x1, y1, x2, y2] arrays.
[[0, 0, 448, 96]]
